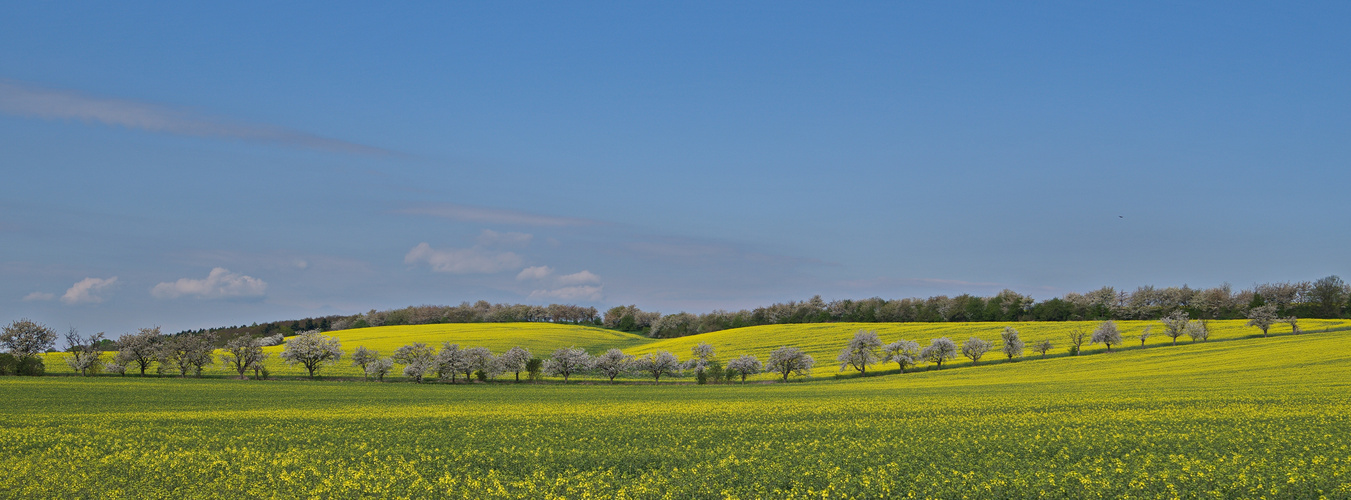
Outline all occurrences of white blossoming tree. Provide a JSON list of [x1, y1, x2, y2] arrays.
[[1091, 320, 1122, 352], [393, 342, 436, 383], [114, 326, 164, 376], [883, 340, 920, 373], [221, 336, 268, 380], [999, 327, 1024, 361], [592, 348, 635, 381], [636, 351, 682, 382], [961, 337, 991, 365], [837, 329, 883, 375], [725, 354, 763, 382], [1161, 310, 1189, 345], [350, 346, 380, 379], [280, 331, 341, 379], [435, 343, 471, 383], [160, 333, 217, 377], [921, 337, 958, 369], [366, 358, 394, 381], [500, 346, 533, 382], [63, 329, 106, 377], [767, 346, 814, 381], [544, 347, 591, 382], [1246, 305, 1278, 337]]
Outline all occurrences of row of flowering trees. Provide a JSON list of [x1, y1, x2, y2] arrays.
[[833, 310, 1305, 376], [363, 340, 816, 383], [1, 307, 1306, 380]]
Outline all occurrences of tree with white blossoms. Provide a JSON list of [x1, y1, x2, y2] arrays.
[[160, 333, 217, 377], [392, 342, 435, 383], [636, 351, 682, 382], [1031, 340, 1053, 358], [921, 337, 958, 369], [1091, 320, 1122, 352], [767, 346, 814, 381], [221, 336, 268, 380], [961, 337, 991, 365], [592, 348, 635, 381], [64, 329, 106, 377], [725, 354, 763, 382], [366, 358, 394, 381], [103, 361, 127, 376], [544, 346, 591, 382], [465, 347, 500, 380], [837, 329, 883, 375], [1138, 326, 1152, 348], [882, 340, 920, 373], [435, 343, 471, 382], [999, 327, 1024, 361], [686, 342, 716, 374], [350, 346, 380, 380], [279, 330, 342, 379], [1246, 305, 1278, 337], [1161, 310, 1189, 345], [499, 346, 532, 382], [114, 327, 163, 376], [1185, 320, 1209, 342], [1, 319, 57, 370]]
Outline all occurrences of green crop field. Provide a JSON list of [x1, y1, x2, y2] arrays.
[[39, 318, 1351, 380], [6, 324, 1351, 498]]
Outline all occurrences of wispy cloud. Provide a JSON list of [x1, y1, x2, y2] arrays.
[[61, 277, 118, 304], [556, 270, 601, 286], [404, 242, 523, 274], [151, 267, 267, 299], [0, 78, 394, 156], [528, 285, 603, 301], [516, 265, 553, 281], [22, 291, 54, 302], [397, 203, 598, 227]]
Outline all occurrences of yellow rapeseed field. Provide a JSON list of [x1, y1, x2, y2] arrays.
[[5, 325, 1350, 498]]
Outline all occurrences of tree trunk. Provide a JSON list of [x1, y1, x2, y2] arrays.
[[515, 371, 520, 382]]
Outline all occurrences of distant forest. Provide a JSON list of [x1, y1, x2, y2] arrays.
[[174, 276, 1349, 341]]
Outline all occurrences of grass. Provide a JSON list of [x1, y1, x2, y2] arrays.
[[5, 325, 1350, 498]]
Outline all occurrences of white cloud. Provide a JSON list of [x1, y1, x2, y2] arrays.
[[477, 229, 533, 247], [529, 285, 603, 301], [524, 269, 602, 301], [396, 203, 597, 227], [404, 242, 523, 274], [61, 277, 118, 304], [516, 265, 554, 281], [0, 78, 393, 156], [22, 292, 54, 302], [556, 270, 601, 286], [151, 268, 267, 299]]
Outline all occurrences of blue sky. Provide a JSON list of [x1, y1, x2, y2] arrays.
[[2, 2, 1348, 335]]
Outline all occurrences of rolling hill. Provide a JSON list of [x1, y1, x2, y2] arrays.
[[42, 318, 1351, 379]]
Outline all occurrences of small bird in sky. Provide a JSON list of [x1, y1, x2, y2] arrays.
[[1118, 215, 1124, 219]]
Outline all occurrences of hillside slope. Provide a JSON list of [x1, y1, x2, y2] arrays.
[[41, 318, 1351, 379]]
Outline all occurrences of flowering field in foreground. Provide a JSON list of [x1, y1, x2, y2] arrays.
[[6, 329, 1350, 498]]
